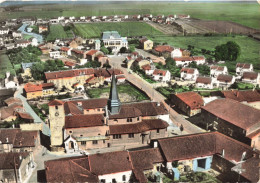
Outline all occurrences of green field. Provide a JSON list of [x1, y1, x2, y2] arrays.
[[46, 24, 74, 41], [73, 22, 163, 38], [0, 51, 15, 79], [86, 83, 149, 101], [150, 35, 260, 72], [1, 2, 258, 29]]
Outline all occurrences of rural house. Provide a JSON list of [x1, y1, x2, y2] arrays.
[[139, 38, 153, 50], [102, 31, 128, 53], [241, 72, 260, 84], [152, 69, 171, 82], [180, 68, 199, 81], [195, 76, 213, 89], [236, 63, 253, 76], [215, 74, 235, 89], [210, 66, 228, 78]]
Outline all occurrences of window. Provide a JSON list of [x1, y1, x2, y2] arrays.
[[55, 106, 58, 110], [137, 117, 140, 121], [92, 140, 98, 144], [101, 179, 106, 183], [127, 118, 132, 122], [122, 175, 126, 181], [113, 134, 121, 139], [157, 129, 160, 134], [228, 128, 233, 136], [112, 179, 116, 183], [97, 109, 100, 112], [128, 133, 134, 138], [81, 141, 86, 145], [69, 131, 72, 134]]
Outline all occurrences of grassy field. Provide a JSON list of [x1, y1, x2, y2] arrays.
[[46, 24, 74, 41], [150, 35, 260, 72], [1, 2, 258, 29], [73, 22, 163, 38], [0, 51, 15, 79], [86, 83, 149, 101]]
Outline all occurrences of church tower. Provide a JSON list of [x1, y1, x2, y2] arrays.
[[108, 73, 121, 114]]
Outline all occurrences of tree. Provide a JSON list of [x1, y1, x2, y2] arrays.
[[103, 60, 111, 69], [129, 45, 135, 53], [119, 47, 127, 53], [214, 41, 240, 61], [100, 46, 109, 55]]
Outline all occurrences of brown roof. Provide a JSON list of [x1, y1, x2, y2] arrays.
[[0, 103, 23, 120], [236, 63, 251, 69], [221, 90, 260, 103], [86, 49, 98, 56], [217, 74, 233, 83], [196, 76, 212, 84], [109, 119, 168, 135], [210, 65, 225, 71], [17, 112, 34, 120], [60, 47, 70, 52], [45, 68, 95, 80], [174, 92, 204, 110], [24, 83, 42, 93], [174, 57, 193, 62], [4, 97, 22, 106], [202, 99, 260, 130], [109, 105, 142, 119], [42, 83, 54, 89], [153, 69, 167, 76], [242, 72, 258, 80], [45, 157, 98, 183], [139, 38, 148, 44], [181, 68, 195, 74], [48, 99, 64, 106], [0, 152, 30, 169], [63, 102, 83, 115], [88, 151, 132, 175], [142, 64, 151, 71], [154, 45, 173, 53], [65, 114, 104, 129]]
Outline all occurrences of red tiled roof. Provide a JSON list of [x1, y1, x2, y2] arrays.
[[48, 99, 64, 106], [196, 76, 212, 84], [174, 57, 193, 62], [65, 114, 104, 128], [45, 68, 95, 80], [86, 49, 98, 56], [142, 64, 151, 71], [236, 63, 251, 69], [210, 65, 225, 71], [217, 74, 233, 83], [153, 69, 167, 76], [0, 152, 30, 169], [88, 151, 132, 175], [221, 90, 260, 103], [181, 68, 195, 74], [24, 83, 42, 93], [64, 61, 76, 67], [202, 99, 260, 130], [154, 45, 173, 53], [109, 119, 168, 135], [17, 112, 33, 120], [242, 72, 258, 80], [71, 49, 85, 55], [174, 92, 204, 110]]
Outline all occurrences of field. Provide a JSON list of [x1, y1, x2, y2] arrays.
[[73, 22, 163, 38], [1, 2, 259, 29], [150, 35, 260, 71], [46, 24, 74, 41], [0, 50, 15, 79], [86, 83, 149, 102]]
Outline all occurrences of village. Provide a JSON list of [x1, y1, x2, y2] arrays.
[[0, 2, 259, 183]]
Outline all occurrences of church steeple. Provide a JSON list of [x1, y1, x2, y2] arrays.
[[108, 72, 121, 114]]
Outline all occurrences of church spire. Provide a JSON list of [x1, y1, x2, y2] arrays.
[[108, 72, 121, 114]]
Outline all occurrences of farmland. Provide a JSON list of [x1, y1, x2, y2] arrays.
[[0, 50, 15, 79], [1, 2, 259, 29], [150, 35, 260, 72], [73, 22, 163, 38], [46, 24, 74, 41]]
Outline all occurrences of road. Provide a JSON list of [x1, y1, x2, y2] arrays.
[[109, 55, 204, 134], [18, 23, 43, 43]]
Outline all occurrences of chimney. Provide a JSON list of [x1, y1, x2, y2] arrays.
[[6, 138, 8, 143], [19, 155, 22, 161], [154, 141, 158, 148], [157, 102, 160, 107]]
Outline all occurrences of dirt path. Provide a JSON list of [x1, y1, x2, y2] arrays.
[[146, 22, 182, 35]]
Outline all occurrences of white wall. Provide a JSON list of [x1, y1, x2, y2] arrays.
[[98, 170, 132, 183]]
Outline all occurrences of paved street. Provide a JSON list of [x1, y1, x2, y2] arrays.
[[109, 55, 204, 134]]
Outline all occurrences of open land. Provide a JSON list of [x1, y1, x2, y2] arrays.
[[0, 50, 15, 79], [46, 24, 74, 41], [73, 22, 163, 38], [0, 2, 259, 29]]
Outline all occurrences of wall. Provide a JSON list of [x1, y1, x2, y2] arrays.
[[98, 170, 132, 183], [110, 133, 142, 147], [26, 91, 43, 99], [108, 116, 141, 125], [20, 123, 42, 131]]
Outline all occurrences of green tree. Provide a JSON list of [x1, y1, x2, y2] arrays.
[[129, 45, 135, 53], [119, 47, 127, 53], [100, 46, 109, 55], [226, 41, 241, 61]]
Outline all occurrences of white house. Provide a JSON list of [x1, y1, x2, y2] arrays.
[[152, 69, 171, 82], [80, 16, 86, 20], [171, 48, 182, 58], [236, 63, 253, 76], [102, 31, 128, 53], [192, 56, 206, 65], [4, 72, 19, 89], [69, 16, 75, 20], [196, 76, 213, 89], [180, 68, 199, 81], [241, 72, 260, 84], [210, 66, 228, 78], [0, 27, 9, 35], [12, 31, 22, 38], [215, 74, 235, 89], [58, 16, 65, 21], [141, 64, 155, 76], [49, 18, 59, 24], [49, 50, 61, 59], [16, 40, 31, 48], [174, 56, 205, 67]]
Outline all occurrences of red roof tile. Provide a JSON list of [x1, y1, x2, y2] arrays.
[[217, 74, 233, 83], [242, 72, 258, 80], [221, 90, 260, 103], [196, 76, 212, 84], [154, 45, 173, 53], [45, 68, 95, 80], [24, 83, 42, 93], [236, 63, 251, 69], [65, 114, 104, 128], [0, 152, 30, 169], [173, 92, 204, 110], [86, 49, 98, 56], [153, 69, 167, 76], [181, 68, 195, 74]]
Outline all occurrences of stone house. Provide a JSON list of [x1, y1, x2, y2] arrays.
[[210, 66, 228, 78], [241, 72, 260, 84], [170, 92, 204, 116], [201, 98, 260, 150], [195, 76, 213, 89], [0, 152, 35, 183], [236, 63, 253, 76], [153, 45, 173, 58], [180, 68, 199, 81]]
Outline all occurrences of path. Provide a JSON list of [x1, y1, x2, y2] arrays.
[[18, 23, 43, 43], [109, 55, 204, 134]]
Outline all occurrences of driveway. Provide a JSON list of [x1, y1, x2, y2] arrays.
[[109, 55, 204, 134]]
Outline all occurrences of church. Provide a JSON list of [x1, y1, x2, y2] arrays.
[[48, 73, 169, 152]]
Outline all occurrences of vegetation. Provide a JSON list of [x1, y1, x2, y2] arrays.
[[150, 35, 260, 71], [0, 118, 25, 128], [188, 62, 210, 76], [86, 83, 149, 101], [231, 82, 259, 90], [215, 41, 241, 61], [154, 58, 181, 78], [2, 2, 259, 29], [31, 59, 66, 80], [30, 104, 47, 121], [73, 22, 163, 38], [156, 85, 192, 99], [75, 60, 101, 69], [0, 50, 15, 79], [46, 24, 74, 41], [131, 65, 157, 84]]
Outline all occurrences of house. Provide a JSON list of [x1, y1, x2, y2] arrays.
[[170, 92, 204, 116], [0, 128, 39, 152], [12, 31, 22, 38], [86, 49, 101, 61], [102, 31, 128, 53], [49, 18, 59, 24], [142, 64, 155, 75], [64, 61, 76, 69], [201, 98, 260, 150], [15, 39, 31, 48], [210, 66, 228, 78], [241, 72, 260, 84], [38, 25, 48, 33], [71, 49, 87, 59], [196, 76, 213, 89], [0, 152, 35, 183], [59, 47, 71, 56], [21, 62, 35, 79], [48, 74, 169, 152], [171, 48, 182, 58], [4, 97, 22, 107], [4, 72, 19, 89], [236, 63, 253, 76], [177, 14, 190, 19], [180, 68, 199, 81], [49, 50, 61, 59], [152, 69, 171, 82], [23, 82, 55, 99], [153, 45, 173, 58], [215, 74, 235, 89], [139, 38, 153, 50], [174, 56, 205, 67], [0, 27, 9, 35], [0, 103, 24, 122]]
